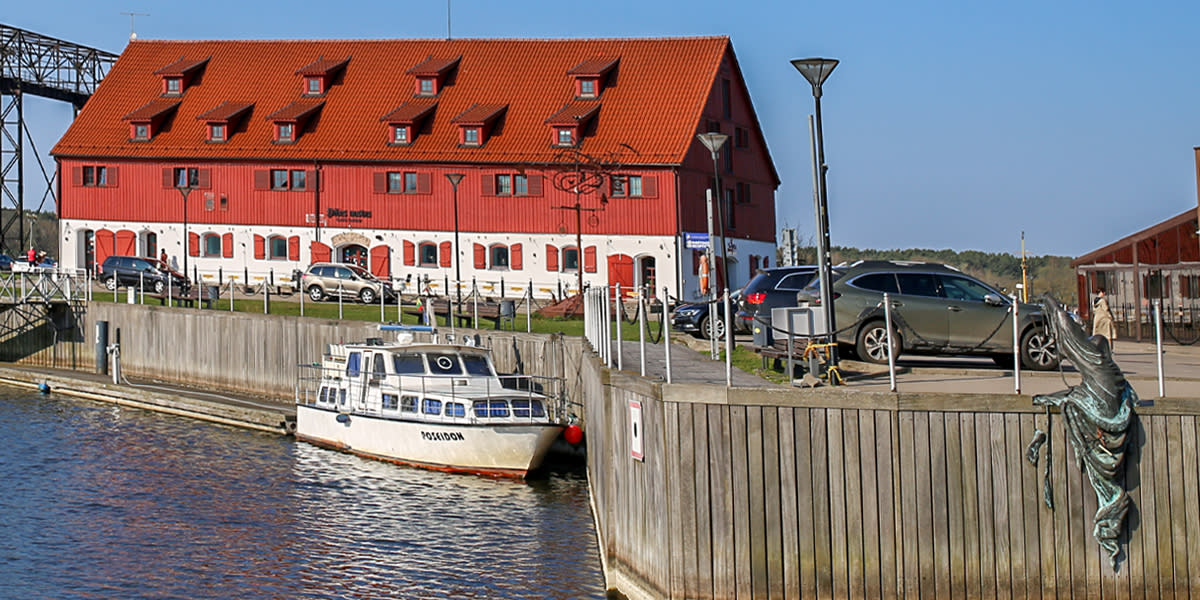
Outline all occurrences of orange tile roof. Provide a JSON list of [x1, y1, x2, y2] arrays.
[[406, 56, 461, 76], [266, 99, 324, 121], [545, 101, 600, 125], [121, 99, 180, 121], [380, 99, 437, 123], [295, 56, 350, 76], [567, 57, 618, 76], [450, 103, 506, 125], [153, 56, 209, 76], [54, 37, 746, 167], [196, 101, 254, 122]]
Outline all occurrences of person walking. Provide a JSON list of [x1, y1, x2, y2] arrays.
[[1092, 287, 1117, 350]]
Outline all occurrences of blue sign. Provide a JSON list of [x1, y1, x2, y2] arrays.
[[684, 232, 709, 249]]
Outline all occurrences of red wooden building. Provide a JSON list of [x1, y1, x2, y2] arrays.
[[52, 37, 780, 301]]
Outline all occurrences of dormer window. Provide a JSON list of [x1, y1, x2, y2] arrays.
[[277, 123, 294, 143], [393, 126, 409, 144], [380, 99, 436, 146], [557, 128, 575, 146], [295, 56, 349, 97], [121, 99, 180, 142], [450, 103, 506, 148], [545, 101, 599, 148], [266, 100, 324, 144], [134, 124, 150, 140], [154, 57, 209, 96], [567, 57, 618, 99], [406, 56, 461, 97], [165, 77, 182, 95], [196, 101, 253, 144], [209, 124, 225, 142]]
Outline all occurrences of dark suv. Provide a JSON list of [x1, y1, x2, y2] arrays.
[[796, 261, 1059, 370], [99, 256, 190, 294], [736, 266, 817, 331]]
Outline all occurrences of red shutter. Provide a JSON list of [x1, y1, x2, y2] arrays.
[[95, 229, 115, 271], [641, 175, 657, 198], [473, 243, 486, 269], [310, 241, 331, 264], [439, 241, 452, 267], [253, 170, 270, 190], [72, 167, 83, 186], [762, 256, 769, 268], [254, 234, 266, 259], [288, 236, 300, 261], [188, 232, 200, 257], [370, 245, 391, 279], [373, 172, 387, 194], [481, 173, 495, 196], [403, 240, 415, 266], [511, 243, 523, 270], [584, 246, 597, 273], [222, 233, 234, 258], [107, 167, 119, 187], [417, 172, 431, 194], [546, 244, 559, 271], [527, 175, 543, 196], [163, 168, 175, 188], [198, 169, 212, 189], [115, 230, 136, 256]]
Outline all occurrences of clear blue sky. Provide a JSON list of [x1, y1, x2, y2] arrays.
[[10, 0, 1200, 257]]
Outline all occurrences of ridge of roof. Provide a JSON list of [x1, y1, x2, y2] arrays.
[[126, 35, 729, 44]]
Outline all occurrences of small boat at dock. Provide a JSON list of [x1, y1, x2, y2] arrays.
[[296, 331, 568, 478]]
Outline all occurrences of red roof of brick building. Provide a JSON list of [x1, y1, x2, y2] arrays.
[[54, 36, 766, 169]]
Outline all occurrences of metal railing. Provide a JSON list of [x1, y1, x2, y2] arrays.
[[0, 270, 90, 304]]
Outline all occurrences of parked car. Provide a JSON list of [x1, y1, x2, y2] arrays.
[[795, 260, 1059, 370], [672, 290, 742, 339], [301, 262, 395, 304], [98, 255, 190, 293], [736, 266, 818, 331], [0, 254, 13, 271]]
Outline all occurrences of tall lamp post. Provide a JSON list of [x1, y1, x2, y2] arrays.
[[696, 132, 729, 351], [792, 57, 839, 372], [445, 173, 465, 314], [176, 184, 192, 282]]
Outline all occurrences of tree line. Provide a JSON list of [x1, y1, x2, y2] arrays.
[[0, 209, 58, 258]]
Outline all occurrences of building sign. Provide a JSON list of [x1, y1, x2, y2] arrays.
[[327, 208, 373, 223], [684, 232, 709, 249]]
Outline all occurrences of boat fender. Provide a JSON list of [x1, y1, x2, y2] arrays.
[[38, 382, 51, 394], [564, 424, 584, 445], [336, 414, 351, 424]]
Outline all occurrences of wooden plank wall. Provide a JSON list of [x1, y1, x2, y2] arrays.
[[589, 382, 1200, 600]]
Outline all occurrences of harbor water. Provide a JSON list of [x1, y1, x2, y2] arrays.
[[0, 386, 606, 599]]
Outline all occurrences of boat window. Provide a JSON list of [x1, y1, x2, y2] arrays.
[[461, 355, 492, 376], [488, 400, 509, 418], [472, 401, 489, 418], [446, 402, 466, 418], [318, 386, 330, 404], [392, 354, 425, 375], [371, 353, 386, 382], [381, 393, 399, 410], [427, 353, 463, 375], [338, 389, 347, 406], [401, 395, 418, 413], [346, 352, 362, 377], [511, 399, 546, 418], [423, 399, 442, 415]]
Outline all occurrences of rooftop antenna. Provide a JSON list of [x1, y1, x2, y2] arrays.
[[446, 0, 452, 40], [121, 11, 149, 41]]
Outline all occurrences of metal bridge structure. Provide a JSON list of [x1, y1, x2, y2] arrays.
[[0, 24, 118, 256]]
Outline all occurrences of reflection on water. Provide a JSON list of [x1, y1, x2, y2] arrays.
[[0, 388, 605, 599]]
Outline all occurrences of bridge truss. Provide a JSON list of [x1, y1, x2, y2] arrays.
[[0, 24, 118, 255]]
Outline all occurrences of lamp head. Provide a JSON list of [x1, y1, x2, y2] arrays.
[[696, 132, 729, 155], [791, 58, 839, 97], [445, 173, 464, 187]]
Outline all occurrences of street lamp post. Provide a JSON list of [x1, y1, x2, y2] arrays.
[[792, 57, 839, 372], [177, 185, 192, 283], [445, 173, 465, 315], [696, 133, 729, 349]]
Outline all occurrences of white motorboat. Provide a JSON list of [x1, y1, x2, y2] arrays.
[[296, 331, 568, 478]]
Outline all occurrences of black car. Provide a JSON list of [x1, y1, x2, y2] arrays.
[[672, 290, 741, 339], [736, 266, 817, 331], [99, 255, 190, 294], [0, 254, 12, 271]]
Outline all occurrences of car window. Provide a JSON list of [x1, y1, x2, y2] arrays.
[[852, 272, 899, 294], [335, 267, 354, 279], [775, 272, 815, 291], [940, 275, 994, 302], [896, 273, 943, 298]]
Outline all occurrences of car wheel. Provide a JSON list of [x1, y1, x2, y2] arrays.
[[308, 285, 325, 302], [153, 280, 165, 294], [105, 277, 118, 291], [699, 314, 725, 340], [359, 288, 377, 304], [1021, 326, 1060, 371], [855, 320, 900, 364]]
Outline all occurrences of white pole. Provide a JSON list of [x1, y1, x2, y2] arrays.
[[228, 277, 233, 312], [380, 280, 385, 322], [263, 278, 268, 314], [139, 271, 144, 304], [601, 286, 611, 366], [638, 288, 647, 377], [884, 293, 896, 392], [663, 286, 672, 384], [615, 283, 623, 371], [473, 280, 479, 329], [724, 287, 733, 387], [1156, 299, 1165, 398], [165, 274, 170, 308], [300, 276, 305, 317], [526, 282, 532, 333], [1012, 298, 1021, 394], [338, 281, 344, 320]]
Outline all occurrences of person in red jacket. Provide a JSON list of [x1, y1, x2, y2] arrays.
[[26, 247, 35, 263]]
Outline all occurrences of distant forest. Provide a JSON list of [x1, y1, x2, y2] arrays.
[[0, 209, 58, 258], [787, 245, 1077, 302]]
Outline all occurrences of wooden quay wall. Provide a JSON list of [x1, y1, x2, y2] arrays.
[[587, 353, 1200, 600]]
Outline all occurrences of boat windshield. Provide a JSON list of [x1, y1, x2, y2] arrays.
[[427, 353, 464, 375], [461, 355, 492, 376], [393, 354, 425, 375]]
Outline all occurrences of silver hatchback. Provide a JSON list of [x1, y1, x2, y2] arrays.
[[301, 263, 395, 303]]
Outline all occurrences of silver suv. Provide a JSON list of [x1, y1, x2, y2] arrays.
[[301, 263, 395, 304], [796, 261, 1059, 370]]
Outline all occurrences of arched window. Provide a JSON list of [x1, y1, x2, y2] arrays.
[[418, 242, 438, 266], [490, 245, 509, 269], [268, 235, 288, 260], [562, 247, 580, 271], [203, 233, 222, 257]]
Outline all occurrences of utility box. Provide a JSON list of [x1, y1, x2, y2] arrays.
[[771, 306, 828, 337], [752, 318, 773, 348]]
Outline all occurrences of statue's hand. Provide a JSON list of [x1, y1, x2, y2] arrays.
[[1033, 389, 1069, 407]]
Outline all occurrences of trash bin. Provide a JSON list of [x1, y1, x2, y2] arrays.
[[205, 285, 220, 309], [499, 299, 516, 318]]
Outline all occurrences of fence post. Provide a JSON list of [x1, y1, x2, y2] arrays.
[[662, 286, 672, 383], [614, 284, 623, 371], [885, 292, 897, 392], [527, 280, 533, 333], [1156, 299, 1165, 398], [724, 288, 732, 386], [1012, 298, 1021, 394], [638, 287, 647, 377]]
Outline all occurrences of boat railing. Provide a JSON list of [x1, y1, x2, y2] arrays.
[[296, 364, 569, 425]]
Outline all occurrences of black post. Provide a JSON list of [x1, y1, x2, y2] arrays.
[[812, 92, 838, 368]]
